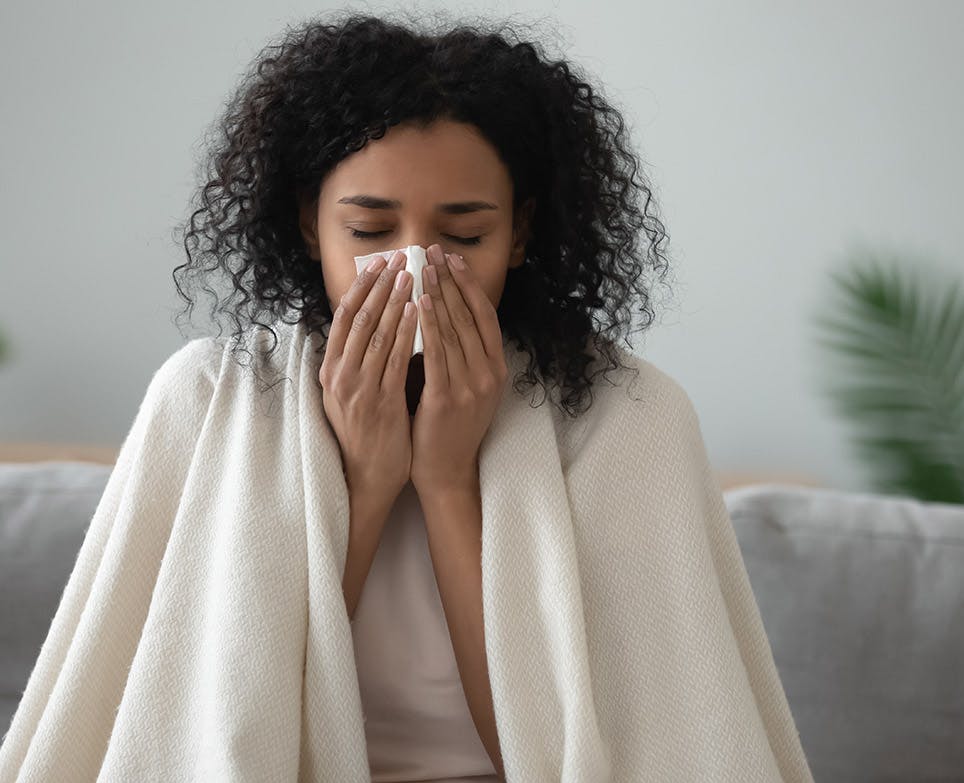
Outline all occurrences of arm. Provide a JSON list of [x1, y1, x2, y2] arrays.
[[342, 493, 392, 621], [419, 481, 506, 781]]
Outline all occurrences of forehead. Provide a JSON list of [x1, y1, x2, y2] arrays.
[[320, 119, 511, 203]]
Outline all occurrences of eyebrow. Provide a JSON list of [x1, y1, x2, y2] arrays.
[[336, 194, 499, 215]]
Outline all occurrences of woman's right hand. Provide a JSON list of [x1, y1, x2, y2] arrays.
[[319, 250, 417, 508]]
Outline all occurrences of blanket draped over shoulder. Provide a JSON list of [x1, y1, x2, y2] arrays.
[[0, 320, 814, 782]]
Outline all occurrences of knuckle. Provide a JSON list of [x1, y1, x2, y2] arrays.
[[368, 330, 388, 353], [478, 374, 496, 396], [386, 349, 405, 373], [441, 323, 459, 344], [376, 267, 396, 288], [333, 301, 351, 324], [352, 307, 373, 330], [452, 307, 474, 328]]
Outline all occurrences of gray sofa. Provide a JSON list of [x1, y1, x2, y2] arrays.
[[1, 461, 962, 782]]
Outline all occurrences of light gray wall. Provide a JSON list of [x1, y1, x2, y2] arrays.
[[1, 1, 961, 492]]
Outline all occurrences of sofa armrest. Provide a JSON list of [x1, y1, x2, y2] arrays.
[[0, 442, 119, 465]]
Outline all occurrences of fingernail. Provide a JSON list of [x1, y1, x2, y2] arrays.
[[428, 245, 445, 265], [366, 255, 385, 272], [394, 270, 409, 290], [426, 264, 438, 285], [448, 253, 465, 270]]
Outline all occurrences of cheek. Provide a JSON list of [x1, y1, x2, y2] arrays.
[[477, 266, 506, 309], [320, 260, 355, 313], [475, 268, 507, 311], [482, 280, 500, 310], [489, 284, 505, 312]]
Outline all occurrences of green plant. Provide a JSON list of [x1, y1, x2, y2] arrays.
[[811, 251, 964, 504]]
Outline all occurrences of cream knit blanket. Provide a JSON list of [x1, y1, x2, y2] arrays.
[[0, 320, 814, 782]]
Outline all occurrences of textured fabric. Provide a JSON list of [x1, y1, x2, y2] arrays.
[[0, 319, 814, 782], [351, 480, 498, 782]]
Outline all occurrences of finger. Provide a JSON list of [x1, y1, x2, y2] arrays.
[[424, 245, 467, 389], [361, 263, 413, 385], [382, 298, 418, 395], [325, 252, 389, 366], [342, 250, 406, 373], [417, 290, 449, 394], [444, 251, 505, 368], [435, 249, 487, 373]]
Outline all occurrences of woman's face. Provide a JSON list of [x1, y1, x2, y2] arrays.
[[298, 118, 533, 317]]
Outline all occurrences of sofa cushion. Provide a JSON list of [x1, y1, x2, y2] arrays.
[[725, 483, 964, 782], [0, 461, 112, 737]]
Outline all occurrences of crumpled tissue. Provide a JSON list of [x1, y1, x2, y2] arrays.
[[353, 245, 430, 357]]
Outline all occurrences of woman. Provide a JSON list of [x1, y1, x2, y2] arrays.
[[0, 11, 814, 783]]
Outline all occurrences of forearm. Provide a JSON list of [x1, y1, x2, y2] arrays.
[[419, 482, 505, 781], [342, 493, 391, 622]]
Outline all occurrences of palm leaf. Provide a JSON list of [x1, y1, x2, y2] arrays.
[[810, 251, 964, 504]]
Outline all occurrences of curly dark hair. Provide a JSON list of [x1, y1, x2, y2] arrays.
[[172, 9, 674, 419]]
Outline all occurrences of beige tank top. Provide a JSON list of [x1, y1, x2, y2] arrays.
[[349, 480, 501, 783]]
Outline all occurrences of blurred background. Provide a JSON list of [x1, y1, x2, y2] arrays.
[[1, 0, 961, 493]]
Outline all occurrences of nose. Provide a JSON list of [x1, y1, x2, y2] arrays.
[[391, 240, 449, 258]]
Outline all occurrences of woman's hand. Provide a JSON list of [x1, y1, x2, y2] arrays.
[[319, 250, 417, 507], [410, 244, 509, 496]]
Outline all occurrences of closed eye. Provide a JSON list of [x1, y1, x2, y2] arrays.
[[347, 228, 482, 245]]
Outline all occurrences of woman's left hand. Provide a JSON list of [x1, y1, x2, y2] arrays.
[[410, 243, 508, 496]]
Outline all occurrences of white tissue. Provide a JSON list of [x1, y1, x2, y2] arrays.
[[353, 245, 430, 357]]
